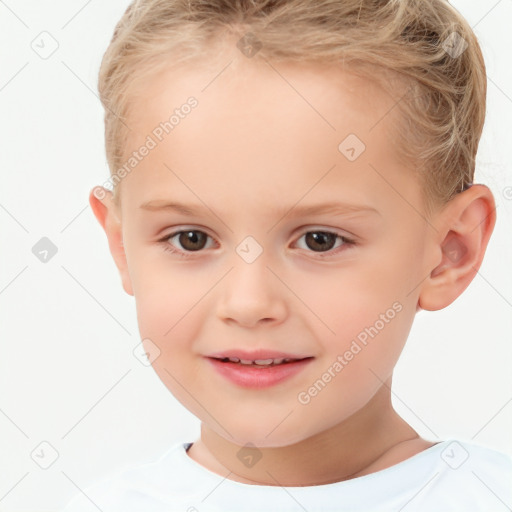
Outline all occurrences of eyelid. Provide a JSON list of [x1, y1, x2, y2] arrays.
[[294, 225, 356, 241], [160, 227, 219, 250], [157, 225, 356, 259], [292, 228, 355, 258], [159, 225, 356, 242]]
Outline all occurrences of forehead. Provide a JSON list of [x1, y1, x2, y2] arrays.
[[127, 56, 392, 135], [120, 55, 413, 212]]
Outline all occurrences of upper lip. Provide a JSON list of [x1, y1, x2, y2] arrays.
[[206, 349, 313, 361]]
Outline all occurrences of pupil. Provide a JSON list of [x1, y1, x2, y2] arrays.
[[306, 232, 336, 252], [180, 231, 206, 251]]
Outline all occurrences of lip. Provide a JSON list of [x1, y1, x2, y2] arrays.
[[205, 355, 314, 389], [206, 349, 311, 360]]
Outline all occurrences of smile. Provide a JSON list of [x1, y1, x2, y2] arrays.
[[206, 356, 314, 388]]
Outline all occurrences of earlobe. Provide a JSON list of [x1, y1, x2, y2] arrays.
[[418, 184, 496, 311], [89, 187, 134, 296]]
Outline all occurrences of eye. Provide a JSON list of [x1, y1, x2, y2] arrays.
[[158, 228, 355, 259], [159, 229, 216, 257], [294, 230, 354, 256]]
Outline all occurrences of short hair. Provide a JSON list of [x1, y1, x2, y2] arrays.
[[98, 0, 487, 213]]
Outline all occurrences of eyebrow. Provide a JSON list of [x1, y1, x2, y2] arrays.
[[139, 199, 380, 218]]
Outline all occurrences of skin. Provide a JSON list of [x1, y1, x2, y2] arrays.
[[90, 45, 496, 486]]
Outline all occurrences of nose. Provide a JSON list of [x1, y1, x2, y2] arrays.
[[215, 254, 288, 328]]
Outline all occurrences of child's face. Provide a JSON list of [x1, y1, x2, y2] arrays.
[[109, 57, 437, 447]]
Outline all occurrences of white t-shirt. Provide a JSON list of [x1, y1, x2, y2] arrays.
[[62, 438, 512, 511]]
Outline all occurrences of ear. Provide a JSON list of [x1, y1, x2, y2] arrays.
[[418, 184, 496, 311], [89, 187, 134, 296]]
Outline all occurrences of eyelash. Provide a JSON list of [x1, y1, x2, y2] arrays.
[[157, 228, 356, 259]]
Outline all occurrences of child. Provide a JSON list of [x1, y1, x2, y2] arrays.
[[63, 0, 512, 510]]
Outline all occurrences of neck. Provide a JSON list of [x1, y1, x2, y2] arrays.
[[187, 379, 425, 486]]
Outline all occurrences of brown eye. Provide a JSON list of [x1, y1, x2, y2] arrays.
[[159, 229, 217, 258], [304, 231, 338, 252], [177, 230, 208, 251]]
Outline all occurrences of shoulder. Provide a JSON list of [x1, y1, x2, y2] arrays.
[[377, 437, 512, 476], [441, 438, 512, 476], [414, 439, 512, 510], [362, 437, 512, 511], [60, 442, 191, 511], [365, 437, 440, 473]]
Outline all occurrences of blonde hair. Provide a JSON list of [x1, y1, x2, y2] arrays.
[[98, 0, 487, 213]]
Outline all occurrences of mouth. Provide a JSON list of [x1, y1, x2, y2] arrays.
[[209, 356, 313, 367], [205, 351, 315, 388]]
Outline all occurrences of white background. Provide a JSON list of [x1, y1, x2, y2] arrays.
[[0, 0, 511, 510]]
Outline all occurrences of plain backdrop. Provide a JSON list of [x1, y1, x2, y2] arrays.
[[0, 0, 511, 510]]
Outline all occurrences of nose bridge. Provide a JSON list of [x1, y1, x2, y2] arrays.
[[231, 245, 271, 290], [230, 242, 275, 299], [215, 239, 287, 326]]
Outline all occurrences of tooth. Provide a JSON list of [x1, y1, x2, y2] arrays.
[[254, 359, 274, 365], [227, 357, 294, 366]]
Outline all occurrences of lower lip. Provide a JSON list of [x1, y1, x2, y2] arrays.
[[206, 357, 313, 389]]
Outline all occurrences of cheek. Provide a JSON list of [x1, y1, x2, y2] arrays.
[[295, 262, 405, 333], [298, 268, 414, 380], [326, 301, 411, 378], [128, 245, 210, 326], [130, 264, 202, 355], [294, 301, 414, 431]]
